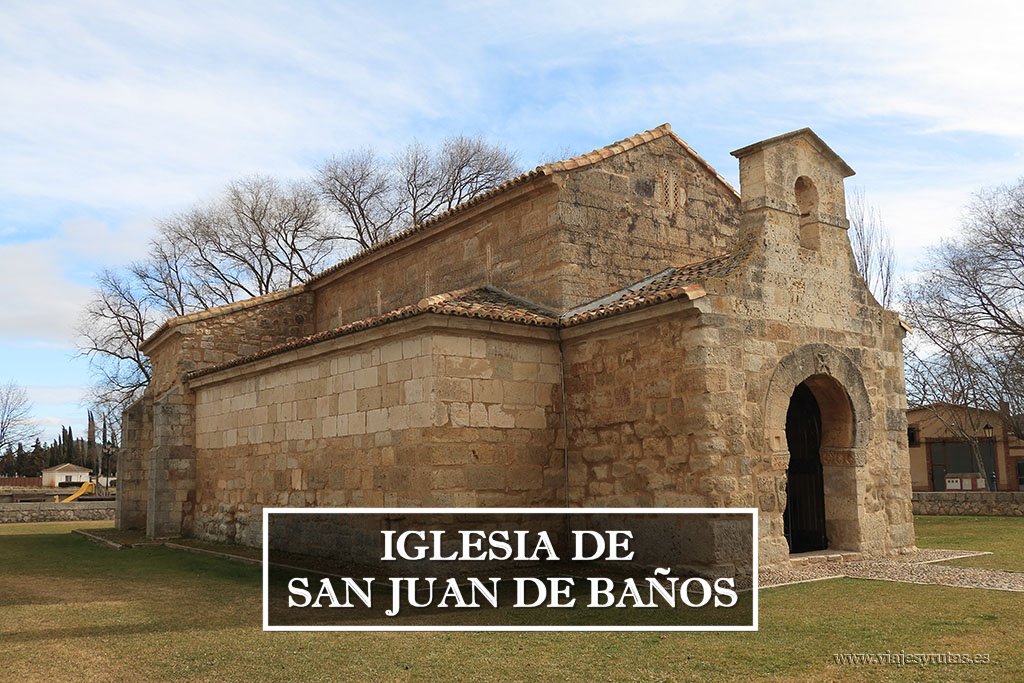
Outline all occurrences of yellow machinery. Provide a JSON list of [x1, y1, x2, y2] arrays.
[[54, 481, 94, 503]]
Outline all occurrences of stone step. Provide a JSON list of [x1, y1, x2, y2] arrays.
[[787, 550, 864, 567]]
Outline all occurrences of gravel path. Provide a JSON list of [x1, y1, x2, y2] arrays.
[[760, 548, 1024, 592], [759, 563, 842, 588], [889, 548, 989, 564], [844, 560, 1024, 592]]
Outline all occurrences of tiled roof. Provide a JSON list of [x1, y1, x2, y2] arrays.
[[562, 247, 751, 326], [184, 247, 750, 382], [421, 287, 558, 326], [42, 463, 92, 473], [141, 285, 306, 352], [184, 286, 557, 380], [308, 123, 737, 286], [148, 124, 739, 351]]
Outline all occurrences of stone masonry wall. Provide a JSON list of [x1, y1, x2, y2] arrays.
[[0, 501, 115, 524], [715, 134, 912, 565], [147, 384, 196, 538], [563, 305, 721, 508], [311, 183, 565, 329], [147, 289, 315, 396], [312, 137, 742, 332], [739, 286, 908, 567], [913, 491, 1024, 516], [557, 135, 740, 309], [135, 290, 315, 537], [117, 394, 152, 531], [563, 133, 914, 566], [189, 319, 563, 546]]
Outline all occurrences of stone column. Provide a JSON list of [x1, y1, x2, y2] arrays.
[[147, 385, 196, 538], [820, 447, 866, 551], [117, 395, 152, 531]]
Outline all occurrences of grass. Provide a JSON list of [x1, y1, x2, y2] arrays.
[[78, 526, 159, 547], [0, 518, 1021, 682], [913, 516, 1024, 571]]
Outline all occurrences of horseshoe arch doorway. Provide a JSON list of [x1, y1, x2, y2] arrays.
[[784, 382, 828, 553]]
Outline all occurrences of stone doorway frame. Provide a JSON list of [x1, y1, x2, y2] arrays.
[[764, 344, 873, 554]]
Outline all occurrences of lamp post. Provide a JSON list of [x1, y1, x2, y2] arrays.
[[983, 423, 995, 491]]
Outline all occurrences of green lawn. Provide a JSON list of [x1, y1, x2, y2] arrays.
[[913, 516, 1024, 571], [0, 518, 1021, 682]]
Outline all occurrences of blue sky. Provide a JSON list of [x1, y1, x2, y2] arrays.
[[2, 0, 1023, 441]]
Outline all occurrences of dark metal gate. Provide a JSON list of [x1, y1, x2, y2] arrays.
[[928, 441, 996, 491], [784, 383, 828, 553]]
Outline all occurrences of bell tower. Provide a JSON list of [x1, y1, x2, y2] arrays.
[[730, 128, 855, 269]]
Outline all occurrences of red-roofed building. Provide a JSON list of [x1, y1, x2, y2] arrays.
[[119, 125, 914, 566], [41, 463, 91, 488]]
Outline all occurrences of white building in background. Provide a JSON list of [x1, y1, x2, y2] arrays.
[[41, 463, 91, 488]]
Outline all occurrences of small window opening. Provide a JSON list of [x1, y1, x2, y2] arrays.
[[795, 176, 820, 250]]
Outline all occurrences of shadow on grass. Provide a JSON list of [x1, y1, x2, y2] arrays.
[[0, 618, 253, 645]]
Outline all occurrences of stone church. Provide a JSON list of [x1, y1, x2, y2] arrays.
[[118, 124, 915, 566]]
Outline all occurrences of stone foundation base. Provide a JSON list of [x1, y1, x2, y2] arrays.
[[913, 492, 1024, 516], [0, 501, 115, 524]]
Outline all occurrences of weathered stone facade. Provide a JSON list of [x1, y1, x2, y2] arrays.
[[119, 124, 915, 566], [0, 501, 115, 524], [912, 491, 1024, 516]]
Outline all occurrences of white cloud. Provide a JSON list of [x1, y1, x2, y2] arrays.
[[2, 1, 1022, 221], [57, 215, 154, 265], [0, 209, 160, 344], [27, 385, 85, 405], [1, 0, 1023, 431], [0, 241, 92, 343]]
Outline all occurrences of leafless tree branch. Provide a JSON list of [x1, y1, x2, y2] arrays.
[[81, 136, 517, 410], [848, 188, 896, 307], [0, 381, 38, 450]]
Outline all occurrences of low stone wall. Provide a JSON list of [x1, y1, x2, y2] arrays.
[[0, 500, 116, 524], [912, 491, 1024, 516]]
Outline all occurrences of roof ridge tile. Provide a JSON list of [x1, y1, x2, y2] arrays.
[[184, 244, 751, 382], [307, 123, 683, 286]]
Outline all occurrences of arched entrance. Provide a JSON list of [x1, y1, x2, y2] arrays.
[[784, 382, 827, 552], [763, 344, 874, 562]]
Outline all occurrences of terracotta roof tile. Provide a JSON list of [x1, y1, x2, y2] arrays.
[[184, 247, 750, 382], [561, 246, 752, 326], [184, 286, 557, 381], [149, 124, 742, 351], [423, 287, 559, 326], [308, 123, 728, 286], [141, 285, 306, 352]]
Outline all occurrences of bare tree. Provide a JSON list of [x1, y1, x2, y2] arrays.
[[916, 179, 1024, 340], [82, 136, 518, 410], [162, 175, 332, 300], [991, 346, 1024, 437], [79, 176, 331, 410], [0, 381, 37, 450], [902, 322, 1000, 489], [318, 149, 406, 250], [319, 135, 519, 249], [78, 268, 154, 411], [901, 178, 1024, 488], [847, 188, 896, 307], [537, 145, 578, 166], [901, 178, 1024, 398], [434, 135, 520, 215]]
